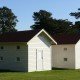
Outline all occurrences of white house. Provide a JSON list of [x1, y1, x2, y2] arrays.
[[0, 29, 80, 72], [0, 29, 57, 72], [52, 33, 80, 69]]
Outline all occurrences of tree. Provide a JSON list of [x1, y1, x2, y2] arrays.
[[0, 6, 18, 33], [69, 9, 80, 33], [31, 10, 53, 31], [51, 19, 73, 34], [72, 21, 80, 33], [31, 10, 73, 34], [70, 8, 80, 19]]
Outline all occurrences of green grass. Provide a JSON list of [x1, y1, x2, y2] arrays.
[[0, 70, 80, 80]]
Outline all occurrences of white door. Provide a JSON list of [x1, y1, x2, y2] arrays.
[[36, 50, 43, 71]]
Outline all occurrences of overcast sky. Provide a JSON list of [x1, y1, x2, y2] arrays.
[[0, 0, 80, 31]]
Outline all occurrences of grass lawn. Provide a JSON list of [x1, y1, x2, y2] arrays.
[[0, 70, 80, 80]]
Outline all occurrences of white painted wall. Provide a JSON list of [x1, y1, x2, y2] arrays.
[[28, 32, 52, 72], [52, 45, 75, 69], [75, 40, 80, 69], [0, 42, 28, 71]]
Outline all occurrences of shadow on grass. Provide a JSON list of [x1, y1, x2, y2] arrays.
[[52, 67, 74, 70], [0, 68, 75, 73], [0, 69, 26, 73]]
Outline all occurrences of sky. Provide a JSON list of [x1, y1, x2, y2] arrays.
[[0, 0, 80, 31]]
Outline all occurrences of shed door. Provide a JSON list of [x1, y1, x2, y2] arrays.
[[36, 50, 43, 71]]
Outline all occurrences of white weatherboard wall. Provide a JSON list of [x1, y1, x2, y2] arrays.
[[52, 45, 75, 69], [0, 42, 28, 71], [28, 32, 52, 72], [75, 40, 80, 69]]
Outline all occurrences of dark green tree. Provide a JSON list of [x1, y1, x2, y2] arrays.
[[51, 19, 72, 34], [31, 10, 73, 34], [72, 21, 80, 33], [0, 6, 18, 33], [70, 8, 80, 19], [70, 9, 80, 33]]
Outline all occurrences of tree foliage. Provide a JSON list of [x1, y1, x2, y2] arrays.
[[31, 10, 73, 34], [0, 6, 18, 33], [70, 8, 80, 19], [72, 21, 80, 33], [69, 8, 80, 33]]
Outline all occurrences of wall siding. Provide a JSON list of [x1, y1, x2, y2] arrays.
[[28, 33, 52, 72], [52, 45, 75, 69], [0, 42, 28, 71], [75, 40, 80, 69]]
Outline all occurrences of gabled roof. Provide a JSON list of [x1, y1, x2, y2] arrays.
[[0, 29, 80, 44], [0, 29, 41, 42], [0, 29, 57, 44], [52, 33, 80, 44]]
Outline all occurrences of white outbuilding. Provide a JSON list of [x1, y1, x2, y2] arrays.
[[52, 33, 80, 69], [0, 29, 80, 72], [0, 29, 56, 72]]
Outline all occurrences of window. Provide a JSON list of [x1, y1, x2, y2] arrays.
[[1, 46, 4, 49], [64, 48, 67, 51], [64, 58, 67, 61], [17, 46, 20, 49], [16, 57, 20, 61], [0, 57, 3, 61]]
